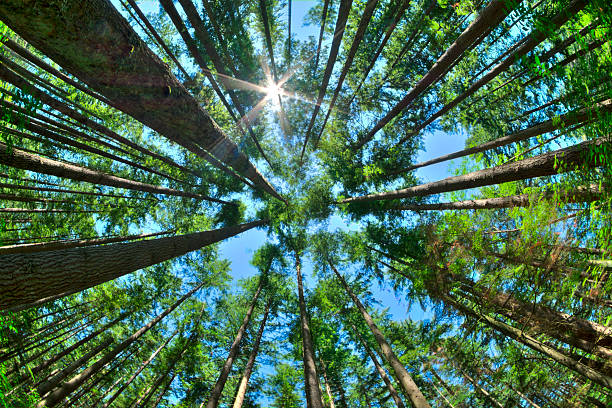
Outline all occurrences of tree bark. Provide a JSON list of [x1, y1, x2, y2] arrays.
[[313, 0, 332, 69], [36, 282, 205, 407], [205, 276, 265, 408], [351, 323, 406, 408], [0, 219, 265, 310], [232, 301, 270, 408], [459, 369, 504, 408], [0, 142, 222, 202], [340, 138, 608, 204], [318, 357, 337, 408], [357, 0, 517, 149], [297, 254, 325, 408], [0, 0, 281, 199], [330, 261, 431, 407], [391, 184, 603, 211]]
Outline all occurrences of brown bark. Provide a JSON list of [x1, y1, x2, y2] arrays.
[[232, 301, 270, 408], [459, 370, 504, 408], [393, 99, 611, 174], [314, 0, 379, 149], [101, 328, 179, 408], [205, 276, 265, 408], [314, 0, 332, 69], [0, 142, 223, 202], [36, 282, 204, 407], [318, 357, 337, 408], [391, 184, 603, 211], [0, 219, 265, 310], [356, 0, 517, 149], [330, 262, 431, 407], [297, 254, 325, 408], [301, 0, 353, 161], [340, 138, 608, 204], [394, 0, 587, 146], [351, 323, 406, 408], [0, 0, 281, 199], [0, 180, 158, 201]]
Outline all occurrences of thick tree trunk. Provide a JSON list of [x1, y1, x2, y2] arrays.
[[0, 219, 264, 310], [296, 254, 325, 408], [330, 262, 431, 407], [442, 294, 612, 389], [0, 0, 280, 199], [392, 99, 611, 173], [314, 0, 379, 148], [357, 0, 517, 149], [351, 323, 405, 408], [101, 328, 179, 408], [301, 0, 353, 160], [0, 230, 175, 255], [340, 138, 608, 203], [36, 282, 204, 407], [205, 276, 265, 408], [0, 142, 220, 201], [232, 301, 270, 408], [391, 184, 603, 211]]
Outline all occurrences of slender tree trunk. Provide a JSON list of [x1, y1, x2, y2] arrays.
[[330, 261, 431, 407], [318, 357, 337, 408], [351, 323, 405, 408], [232, 301, 270, 408], [357, 0, 517, 148], [296, 253, 325, 408], [0, 142, 220, 202], [314, 0, 332, 69], [301, 0, 353, 160], [442, 293, 612, 389], [340, 138, 608, 203], [391, 184, 603, 211], [36, 282, 205, 407], [205, 276, 265, 408], [0, 0, 281, 199], [0, 219, 264, 310], [101, 328, 179, 408], [458, 369, 504, 408], [0, 230, 176, 255]]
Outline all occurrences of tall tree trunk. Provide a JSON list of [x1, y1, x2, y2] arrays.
[[356, 0, 517, 149], [458, 369, 504, 408], [232, 301, 270, 408], [442, 293, 612, 389], [393, 99, 611, 173], [318, 357, 337, 408], [0, 219, 264, 310], [351, 323, 405, 408], [330, 261, 431, 407], [296, 253, 325, 408], [205, 276, 265, 408], [0, 142, 220, 202], [101, 328, 180, 408], [0, 0, 281, 199], [340, 138, 608, 203], [313, 0, 332, 69], [314, 0, 379, 148], [36, 282, 205, 407], [0, 230, 176, 255], [301, 0, 353, 160], [391, 184, 603, 211]]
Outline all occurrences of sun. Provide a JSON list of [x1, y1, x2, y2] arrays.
[[265, 81, 283, 109]]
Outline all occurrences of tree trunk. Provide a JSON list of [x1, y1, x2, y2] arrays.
[[442, 293, 612, 389], [459, 369, 504, 408], [392, 98, 611, 173], [330, 261, 431, 407], [301, 0, 353, 160], [0, 0, 281, 199], [318, 357, 337, 408], [232, 301, 270, 408], [36, 282, 205, 407], [314, 0, 379, 148], [101, 328, 180, 408], [296, 253, 325, 408], [0, 142, 220, 202], [0, 219, 264, 310], [351, 323, 405, 408], [205, 276, 265, 408], [391, 184, 603, 211], [0, 230, 176, 255], [340, 138, 608, 203], [313, 0, 332, 69], [357, 0, 517, 149]]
